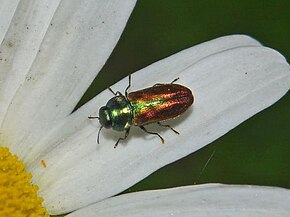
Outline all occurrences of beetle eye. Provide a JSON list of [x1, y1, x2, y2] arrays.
[[99, 106, 112, 128]]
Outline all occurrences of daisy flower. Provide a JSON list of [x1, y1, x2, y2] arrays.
[[0, 1, 289, 216]]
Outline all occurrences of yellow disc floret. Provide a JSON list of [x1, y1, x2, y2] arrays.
[[0, 147, 49, 217]]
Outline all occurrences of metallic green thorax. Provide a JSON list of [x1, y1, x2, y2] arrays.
[[99, 95, 132, 131]]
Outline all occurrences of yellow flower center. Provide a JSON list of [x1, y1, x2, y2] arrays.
[[0, 147, 49, 217]]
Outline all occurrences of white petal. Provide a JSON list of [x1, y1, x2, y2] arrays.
[[32, 35, 282, 214], [67, 184, 290, 217], [0, 0, 62, 124], [0, 0, 19, 42], [26, 35, 261, 166], [0, 0, 136, 159]]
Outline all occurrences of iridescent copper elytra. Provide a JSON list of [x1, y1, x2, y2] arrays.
[[89, 75, 194, 148]]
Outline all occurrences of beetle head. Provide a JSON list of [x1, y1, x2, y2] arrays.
[[99, 106, 112, 129]]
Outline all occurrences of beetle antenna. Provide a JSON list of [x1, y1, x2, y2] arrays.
[[125, 74, 131, 97], [97, 126, 103, 144], [170, 77, 179, 84], [194, 149, 215, 184], [88, 116, 99, 119]]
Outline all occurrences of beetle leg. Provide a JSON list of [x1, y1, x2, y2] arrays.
[[157, 122, 180, 135], [114, 128, 130, 148], [170, 77, 179, 84], [88, 116, 99, 119], [108, 87, 117, 95], [153, 77, 179, 87], [153, 83, 163, 87], [125, 74, 131, 98], [108, 87, 122, 96], [139, 126, 165, 144]]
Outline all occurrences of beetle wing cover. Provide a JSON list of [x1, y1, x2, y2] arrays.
[[127, 84, 194, 126]]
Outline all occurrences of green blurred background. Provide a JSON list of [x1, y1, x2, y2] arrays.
[[79, 0, 290, 190]]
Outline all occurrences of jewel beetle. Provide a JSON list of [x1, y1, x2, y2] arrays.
[[89, 75, 194, 148]]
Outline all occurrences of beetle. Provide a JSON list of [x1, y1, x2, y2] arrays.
[[89, 75, 194, 148]]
